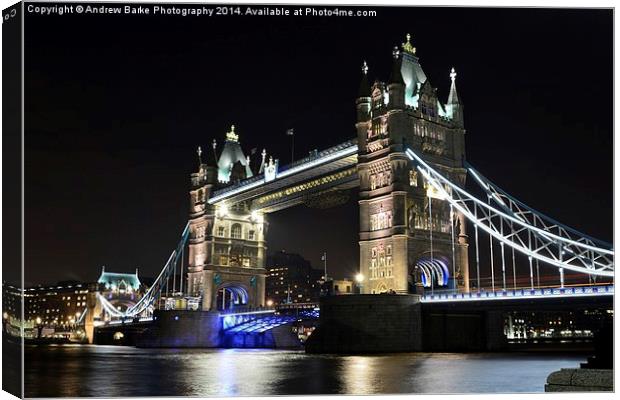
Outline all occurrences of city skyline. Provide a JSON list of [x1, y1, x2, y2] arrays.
[[21, 7, 612, 286]]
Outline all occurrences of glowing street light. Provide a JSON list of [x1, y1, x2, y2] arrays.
[[355, 273, 365, 294], [266, 299, 274, 307]]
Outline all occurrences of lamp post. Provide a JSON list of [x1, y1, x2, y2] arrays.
[[355, 273, 365, 294], [35, 316, 43, 339]]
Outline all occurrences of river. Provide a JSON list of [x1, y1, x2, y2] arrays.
[[24, 345, 585, 397]]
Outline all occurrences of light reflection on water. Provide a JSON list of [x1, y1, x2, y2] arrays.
[[24, 344, 585, 397]]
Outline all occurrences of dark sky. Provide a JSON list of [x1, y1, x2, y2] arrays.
[[20, 5, 612, 286]]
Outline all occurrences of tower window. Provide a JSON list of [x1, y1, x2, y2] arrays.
[[217, 226, 225, 237], [231, 224, 242, 239], [248, 230, 256, 240]]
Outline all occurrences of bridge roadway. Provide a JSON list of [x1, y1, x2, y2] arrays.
[[93, 285, 612, 350], [208, 140, 358, 212]]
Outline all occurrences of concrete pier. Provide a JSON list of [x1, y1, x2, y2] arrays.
[[136, 310, 221, 348], [306, 294, 422, 354]]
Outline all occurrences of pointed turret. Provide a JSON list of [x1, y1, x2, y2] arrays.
[[447, 67, 464, 127], [388, 47, 405, 109], [388, 47, 405, 85], [355, 61, 372, 153], [209, 139, 219, 166], [258, 149, 267, 174], [448, 67, 460, 105], [358, 61, 371, 98]]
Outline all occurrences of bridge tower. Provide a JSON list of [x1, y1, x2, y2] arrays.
[[357, 35, 469, 294], [187, 126, 267, 311]]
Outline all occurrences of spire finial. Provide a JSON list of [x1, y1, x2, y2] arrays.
[[212, 139, 217, 149], [362, 60, 368, 75], [261, 148, 266, 161], [226, 124, 239, 142], [402, 33, 416, 55], [450, 67, 457, 83], [392, 46, 400, 59], [197, 146, 203, 164]]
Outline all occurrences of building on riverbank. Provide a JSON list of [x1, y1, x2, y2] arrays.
[[265, 251, 323, 305]]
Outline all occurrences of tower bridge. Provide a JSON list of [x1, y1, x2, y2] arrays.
[[83, 34, 613, 349]]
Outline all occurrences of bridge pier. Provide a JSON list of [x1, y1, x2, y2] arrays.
[[135, 310, 221, 348], [305, 294, 422, 354]]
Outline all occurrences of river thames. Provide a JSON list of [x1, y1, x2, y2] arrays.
[[23, 345, 585, 397]]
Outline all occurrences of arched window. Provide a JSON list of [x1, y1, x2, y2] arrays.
[[231, 224, 242, 239]]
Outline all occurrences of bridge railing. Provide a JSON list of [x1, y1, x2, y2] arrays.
[[420, 284, 614, 302], [210, 139, 358, 201]]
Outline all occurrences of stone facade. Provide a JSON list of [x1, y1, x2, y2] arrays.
[[187, 128, 267, 311], [356, 36, 469, 294]]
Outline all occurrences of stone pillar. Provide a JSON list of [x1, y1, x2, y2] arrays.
[[201, 270, 213, 311], [485, 310, 507, 351]]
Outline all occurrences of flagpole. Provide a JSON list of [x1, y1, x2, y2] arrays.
[[292, 133, 294, 164], [323, 252, 327, 281], [287, 128, 295, 164]]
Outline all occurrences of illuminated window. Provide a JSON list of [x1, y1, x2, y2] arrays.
[[217, 226, 225, 237]]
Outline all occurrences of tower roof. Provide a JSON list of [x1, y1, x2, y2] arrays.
[[97, 269, 141, 291], [217, 125, 253, 183], [398, 33, 428, 107]]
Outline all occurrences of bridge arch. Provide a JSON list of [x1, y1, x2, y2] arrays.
[[410, 254, 451, 290], [216, 282, 250, 311]]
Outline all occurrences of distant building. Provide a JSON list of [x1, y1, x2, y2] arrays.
[[14, 281, 90, 332], [2, 267, 147, 337], [266, 251, 322, 305], [92, 267, 146, 322], [324, 279, 355, 295]]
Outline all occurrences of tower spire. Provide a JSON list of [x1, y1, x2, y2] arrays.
[[401, 33, 416, 55], [448, 67, 460, 104], [388, 47, 404, 85], [197, 146, 203, 165], [358, 60, 371, 98], [447, 67, 463, 127]]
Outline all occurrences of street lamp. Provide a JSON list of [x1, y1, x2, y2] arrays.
[[266, 299, 274, 308], [2, 312, 8, 334], [355, 273, 364, 294], [35, 316, 43, 339]]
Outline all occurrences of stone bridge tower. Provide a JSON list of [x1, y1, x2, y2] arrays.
[[187, 126, 267, 311], [357, 35, 469, 294]]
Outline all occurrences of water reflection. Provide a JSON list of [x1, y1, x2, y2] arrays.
[[23, 344, 586, 397]]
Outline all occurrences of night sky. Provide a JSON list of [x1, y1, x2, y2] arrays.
[[20, 5, 612, 286]]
